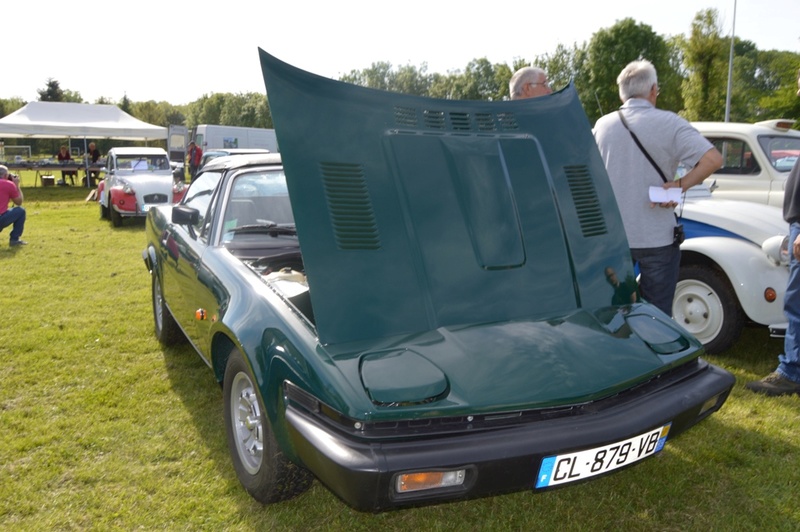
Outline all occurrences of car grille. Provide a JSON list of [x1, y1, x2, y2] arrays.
[[143, 193, 168, 204]]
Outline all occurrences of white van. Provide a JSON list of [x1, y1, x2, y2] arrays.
[[192, 125, 278, 152]]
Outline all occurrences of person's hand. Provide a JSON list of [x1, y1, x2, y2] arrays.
[[793, 233, 800, 261], [650, 200, 678, 209]]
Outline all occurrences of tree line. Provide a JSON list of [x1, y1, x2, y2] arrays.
[[1, 9, 798, 157]]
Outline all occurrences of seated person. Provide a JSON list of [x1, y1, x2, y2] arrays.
[[56, 145, 77, 184]]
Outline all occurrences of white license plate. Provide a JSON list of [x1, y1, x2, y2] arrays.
[[535, 422, 671, 488]]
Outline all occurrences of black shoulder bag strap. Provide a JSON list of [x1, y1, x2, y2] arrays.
[[617, 110, 668, 183], [617, 110, 684, 241]]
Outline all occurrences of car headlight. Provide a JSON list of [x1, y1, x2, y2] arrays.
[[762, 234, 789, 266]]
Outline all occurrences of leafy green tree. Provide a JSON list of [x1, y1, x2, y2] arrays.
[[119, 94, 133, 114], [219, 92, 269, 128], [392, 64, 433, 96], [582, 18, 680, 124], [451, 58, 504, 100], [751, 50, 800, 123], [535, 43, 588, 95], [340, 61, 395, 91], [341, 61, 433, 96], [162, 102, 186, 128], [428, 72, 460, 99], [680, 9, 728, 121], [131, 100, 167, 127], [0, 97, 25, 118], [37, 78, 65, 102]]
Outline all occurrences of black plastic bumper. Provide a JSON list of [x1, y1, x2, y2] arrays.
[[285, 361, 734, 511]]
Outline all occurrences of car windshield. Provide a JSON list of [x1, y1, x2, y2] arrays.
[[221, 169, 294, 242], [757, 135, 800, 172], [117, 155, 170, 171]]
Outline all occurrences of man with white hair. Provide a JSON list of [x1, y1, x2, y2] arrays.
[[0, 165, 26, 246], [509, 66, 552, 100], [593, 59, 722, 316]]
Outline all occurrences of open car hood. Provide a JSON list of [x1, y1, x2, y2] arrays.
[[259, 50, 642, 346]]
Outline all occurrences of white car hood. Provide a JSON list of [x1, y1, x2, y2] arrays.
[[681, 196, 788, 245]]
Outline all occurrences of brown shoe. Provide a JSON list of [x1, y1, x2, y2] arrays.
[[745, 372, 800, 396]]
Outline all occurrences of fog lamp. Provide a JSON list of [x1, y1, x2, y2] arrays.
[[699, 394, 722, 416], [396, 469, 465, 493]]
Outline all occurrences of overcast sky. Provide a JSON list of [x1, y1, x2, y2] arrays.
[[4, 0, 798, 105]]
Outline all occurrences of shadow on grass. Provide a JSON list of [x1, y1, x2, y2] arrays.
[[157, 341, 338, 523], [22, 185, 98, 203], [158, 341, 271, 511]]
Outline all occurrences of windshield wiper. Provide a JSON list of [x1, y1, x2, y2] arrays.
[[228, 223, 296, 235]]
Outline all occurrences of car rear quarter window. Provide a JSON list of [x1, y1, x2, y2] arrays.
[[707, 138, 760, 175]]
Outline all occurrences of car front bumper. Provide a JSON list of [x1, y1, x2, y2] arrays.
[[285, 359, 735, 511]]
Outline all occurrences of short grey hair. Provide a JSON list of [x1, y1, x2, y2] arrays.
[[509, 66, 547, 100], [617, 59, 658, 102], [0, 165, 8, 177]]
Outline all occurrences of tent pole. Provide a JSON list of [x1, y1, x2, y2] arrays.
[[83, 139, 90, 188]]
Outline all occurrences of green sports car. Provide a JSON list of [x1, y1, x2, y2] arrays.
[[142, 49, 735, 511]]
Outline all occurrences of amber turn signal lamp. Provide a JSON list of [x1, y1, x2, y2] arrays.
[[396, 469, 466, 493]]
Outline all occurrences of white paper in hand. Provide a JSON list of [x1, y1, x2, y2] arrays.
[[649, 186, 682, 204]]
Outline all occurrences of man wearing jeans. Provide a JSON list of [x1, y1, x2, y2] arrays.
[[747, 69, 800, 396], [593, 59, 721, 316], [0, 165, 26, 246]]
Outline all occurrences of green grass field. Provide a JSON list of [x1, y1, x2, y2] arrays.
[[1, 182, 799, 531]]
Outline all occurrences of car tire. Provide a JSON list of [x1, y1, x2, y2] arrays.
[[223, 348, 312, 504], [151, 272, 183, 345], [673, 264, 744, 354], [110, 205, 123, 227], [100, 198, 109, 219]]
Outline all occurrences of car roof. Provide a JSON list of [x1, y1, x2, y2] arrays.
[[108, 147, 168, 155], [200, 152, 282, 171], [692, 119, 800, 138], [260, 49, 632, 345], [204, 148, 271, 155]]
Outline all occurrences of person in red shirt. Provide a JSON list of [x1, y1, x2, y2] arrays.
[[187, 141, 203, 180], [56, 145, 77, 185], [0, 165, 26, 246]]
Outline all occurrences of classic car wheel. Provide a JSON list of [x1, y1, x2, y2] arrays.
[[673, 265, 744, 354], [223, 349, 312, 504], [151, 272, 183, 345], [110, 206, 123, 227], [99, 199, 109, 219]]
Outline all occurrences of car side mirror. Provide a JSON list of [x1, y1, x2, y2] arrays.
[[172, 205, 199, 226]]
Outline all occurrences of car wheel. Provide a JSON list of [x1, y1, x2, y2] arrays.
[[673, 264, 744, 354], [110, 205, 123, 227], [223, 348, 312, 504], [151, 272, 183, 345], [100, 198, 109, 219]]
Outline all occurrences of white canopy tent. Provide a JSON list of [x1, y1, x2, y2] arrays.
[[0, 101, 168, 187], [0, 101, 167, 140]]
